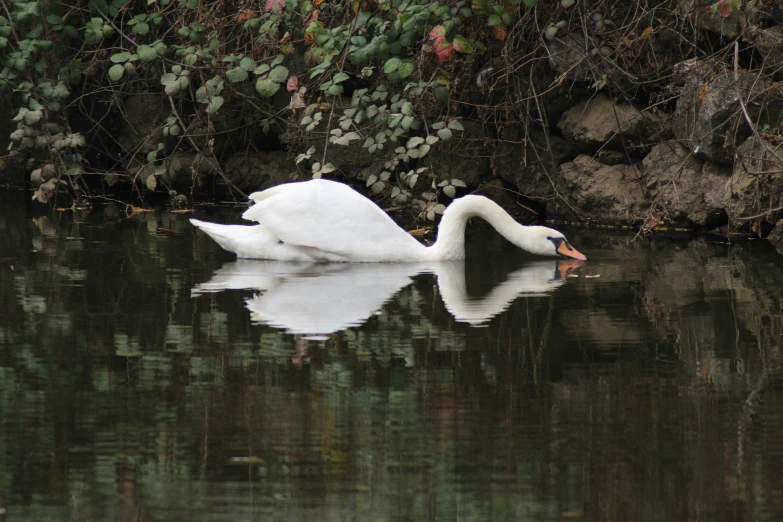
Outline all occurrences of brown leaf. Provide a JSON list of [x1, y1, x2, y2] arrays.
[[236, 8, 254, 22], [698, 82, 710, 102], [287, 75, 299, 94], [493, 23, 507, 41]]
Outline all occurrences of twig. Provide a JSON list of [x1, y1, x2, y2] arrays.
[[736, 204, 783, 221]]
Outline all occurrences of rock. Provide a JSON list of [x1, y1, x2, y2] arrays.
[[727, 136, 783, 230], [673, 71, 772, 166], [557, 155, 646, 222], [223, 151, 293, 192], [767, 219, 783, 252], [557, 95, 661, 149], [754, 26, 783, 76], [639, 143, 717, 226]]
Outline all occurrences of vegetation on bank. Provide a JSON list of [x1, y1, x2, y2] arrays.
[[1, 0, 781, 227]]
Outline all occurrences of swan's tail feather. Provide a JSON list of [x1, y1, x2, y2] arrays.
[[190, 219, 275, 256]]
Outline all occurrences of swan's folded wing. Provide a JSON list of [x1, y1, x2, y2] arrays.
[[241, 180, 422, 260]]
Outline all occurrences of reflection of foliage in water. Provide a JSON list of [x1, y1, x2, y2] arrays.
[[3, 203, 783, 520]]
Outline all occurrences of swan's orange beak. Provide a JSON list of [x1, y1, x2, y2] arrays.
[[557, 241, 587, 261]]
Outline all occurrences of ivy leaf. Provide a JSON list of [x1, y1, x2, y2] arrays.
[[371, 181, 385, 195], [137, 45, 157, 62], [254, 63, 271, 76], [383, 57, 401, 74], [333, 72, 350, 84], [256, 77, 280, 97], [132, 22, 150, 35], [268, 65, 289, 82], [227, 67, 248, 83], [160, 72, 177, 85], [110, 52, 133, 63], [207, 96, 224, 113], [452, 35, 473, 53], [438, 128, 453, 141], [487, 14, 502, 26], [108, 64, 125, 81], [447, 120, 465, 131], [239, 56, 256, 71], [406, 137, 424, 149], [397, 60, 414, 78]]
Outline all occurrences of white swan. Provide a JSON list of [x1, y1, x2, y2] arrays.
[[190, 179, 586, 262]]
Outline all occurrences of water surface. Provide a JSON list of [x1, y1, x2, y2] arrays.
[[1, 190, 783, 521]]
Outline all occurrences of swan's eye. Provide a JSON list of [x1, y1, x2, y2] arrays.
[[546, 236, 552, 240]]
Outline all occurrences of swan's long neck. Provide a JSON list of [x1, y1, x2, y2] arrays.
[[428, 195, 522, 260]]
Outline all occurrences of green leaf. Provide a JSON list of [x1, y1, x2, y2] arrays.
[[333, 72, 350, 84], [255, 78, 280, 97], [108, 64, 125, 81], [452, 35, 473, 53], [137, 45, 157, 62], [384, 57, 401, 74], [240, 56, 256, 71], [487, 14, 502, 26], [207, 96, 224, 113], [447, 120, 465, 131], [397, 60, 414, 79], [227, 67, 248, 83], [326, 84, 344, 96], [160, 72, 177, 85], [132, 22, 150, 35], [23, 110, 42, 125], [523, 0, 538, 5], [268, 65, 288, 82], [438, 128, 453, 140], [254, 63, 271, 76]]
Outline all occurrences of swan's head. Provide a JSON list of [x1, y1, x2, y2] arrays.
[[516, 226, 587, 261]]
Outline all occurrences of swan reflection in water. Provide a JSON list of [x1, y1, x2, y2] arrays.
[[192, 259, 582, 337]]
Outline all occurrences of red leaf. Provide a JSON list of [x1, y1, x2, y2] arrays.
[[716, 0, 731, 17], [265, 0, 285, 12], [433, 38, 454, 62], [287, 75, 299, 94], [306, 9, 319, 25], [429, 25, 446, 40]]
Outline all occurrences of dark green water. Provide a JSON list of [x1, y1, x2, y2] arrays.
[[2, 189, 783, 521]]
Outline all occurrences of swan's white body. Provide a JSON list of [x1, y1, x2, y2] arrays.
[[190, 179, 586, 262]]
